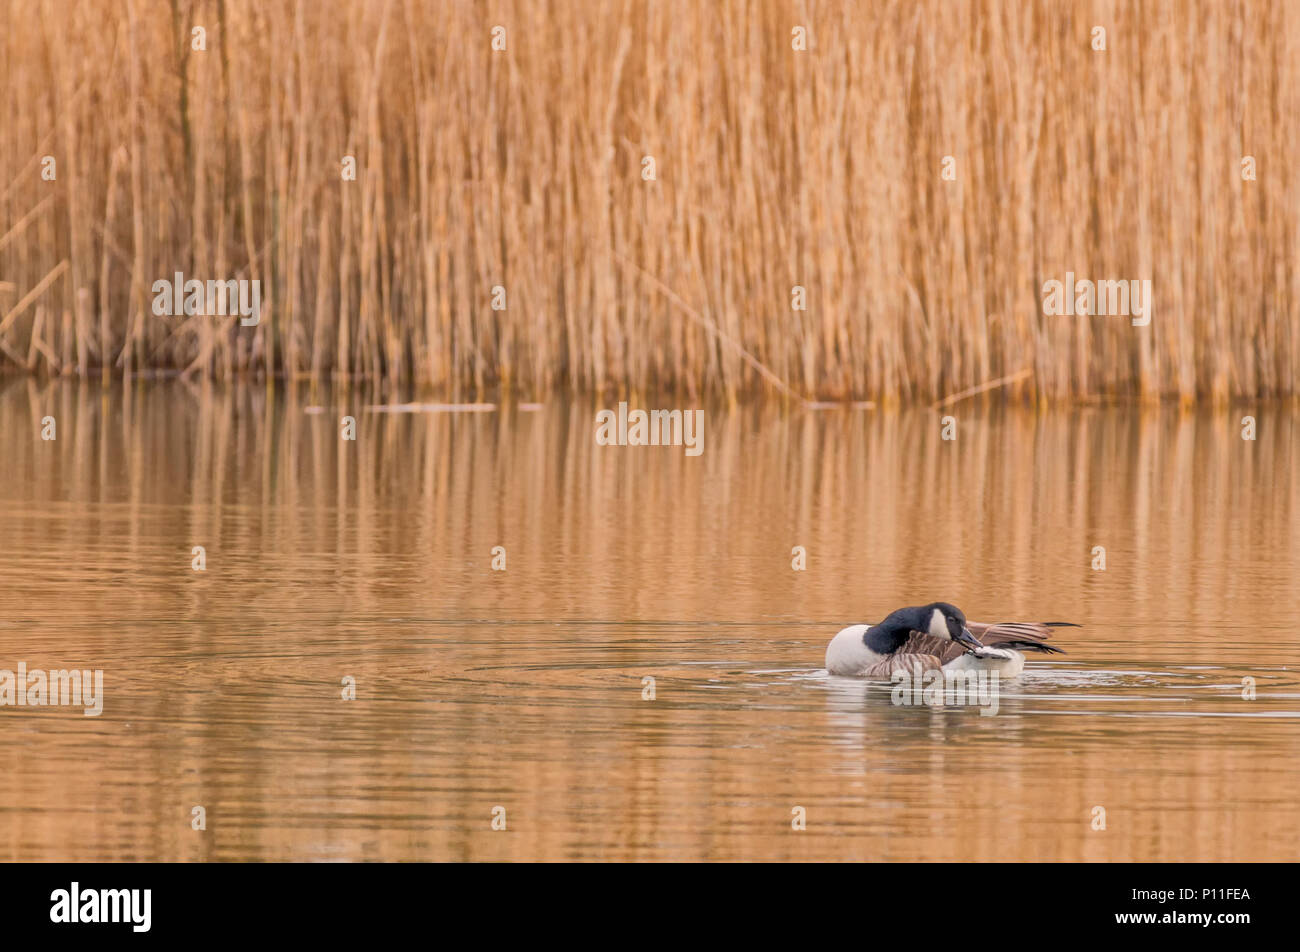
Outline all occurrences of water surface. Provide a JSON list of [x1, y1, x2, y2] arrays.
[[1, 379, 1297, 861]]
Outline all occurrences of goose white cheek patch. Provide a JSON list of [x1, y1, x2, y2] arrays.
[[929, 609, 948, 639]]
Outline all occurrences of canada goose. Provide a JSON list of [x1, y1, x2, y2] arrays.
[[825, 602, 1075, 678]]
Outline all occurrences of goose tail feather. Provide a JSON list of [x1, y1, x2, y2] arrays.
[[997, 640, 1066, 654]]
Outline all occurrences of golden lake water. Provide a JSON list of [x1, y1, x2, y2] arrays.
[[1, 378, 1298, 861]]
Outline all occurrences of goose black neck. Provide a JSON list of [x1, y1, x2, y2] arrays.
[[863, 621, 911, 655]]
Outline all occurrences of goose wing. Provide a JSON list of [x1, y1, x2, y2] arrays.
[[963, 620, 1075, 659], [866, 622, 1076, 673]]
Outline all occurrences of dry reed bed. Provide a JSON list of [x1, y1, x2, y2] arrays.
[[0, 0, 1296, 401]]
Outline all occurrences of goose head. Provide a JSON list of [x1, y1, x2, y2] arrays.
[[920, 601, 983, 652]]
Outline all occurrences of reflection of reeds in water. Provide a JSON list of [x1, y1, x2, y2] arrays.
[[6, 379, 1297, 647], [3, 380, 1299, 860], [1, 0, 1298, 401]]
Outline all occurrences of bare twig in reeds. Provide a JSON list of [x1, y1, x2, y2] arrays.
[[614, 252, 808, 404], [0, 260, 69, 338], [931, 369, 1034, 410]]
